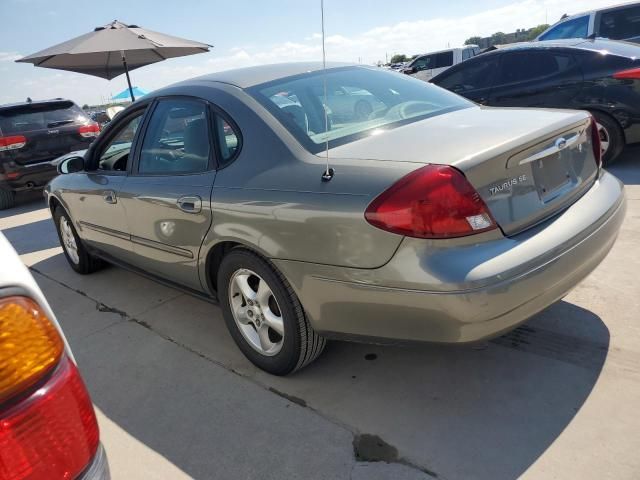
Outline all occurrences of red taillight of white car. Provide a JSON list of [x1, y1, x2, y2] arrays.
[[365, 164, 497, 239], [78, 123, 100, 138], [0, 136, 27, 152], [0, 297, 100, 480], [589, 115, 602, 170]]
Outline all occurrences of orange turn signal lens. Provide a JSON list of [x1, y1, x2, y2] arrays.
[[0, 296, 63, 404]]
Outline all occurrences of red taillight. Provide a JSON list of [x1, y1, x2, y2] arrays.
[[78, 123, 100, 138], [612, 67, 640, 80], [365, 164, 497, 239], [0, 356, 99, 480], [589, 116, 602, 169], [0, 136, 26, 152]]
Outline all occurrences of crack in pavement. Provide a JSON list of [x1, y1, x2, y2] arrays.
[[29, 265, 438, 478]]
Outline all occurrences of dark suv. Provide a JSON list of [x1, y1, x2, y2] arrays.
[[0, 98, 99, 209]]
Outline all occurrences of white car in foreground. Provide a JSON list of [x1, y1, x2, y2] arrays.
[[0, 232, 109, 479]]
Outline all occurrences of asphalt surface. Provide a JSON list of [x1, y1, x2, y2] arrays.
[[2, 148, 639, 480]]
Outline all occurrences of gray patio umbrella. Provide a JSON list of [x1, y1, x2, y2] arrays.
[[16, 20, 211, 101]]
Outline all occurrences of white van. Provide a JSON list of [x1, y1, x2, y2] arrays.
[[402, 45, 482, 81]]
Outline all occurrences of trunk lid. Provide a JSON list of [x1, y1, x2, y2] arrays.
[[327, 106, 598, 236], [0, 101, 94, 165]]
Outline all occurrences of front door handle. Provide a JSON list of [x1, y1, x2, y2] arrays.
[[103, 190, 117, 204], [177, 195, 202, 214]]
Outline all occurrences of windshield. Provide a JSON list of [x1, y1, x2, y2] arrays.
[[539, 15, 589, 40], [249, 66, 472, 153], [0, 101, 88, 134]]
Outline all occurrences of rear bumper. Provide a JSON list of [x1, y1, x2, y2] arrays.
[[0, 160, 57, 191], [79, 444, 110, 480], [274, 170, 626, 343]]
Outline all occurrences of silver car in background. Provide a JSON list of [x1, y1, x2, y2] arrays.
[[45, 63, 625, 375]]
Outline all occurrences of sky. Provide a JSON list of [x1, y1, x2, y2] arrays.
[[0, 0, 624, 106]]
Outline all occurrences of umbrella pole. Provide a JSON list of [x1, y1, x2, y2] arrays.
[[120, 51, 135, 102]]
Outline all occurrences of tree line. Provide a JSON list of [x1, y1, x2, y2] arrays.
[[388, 24, 550, 64]]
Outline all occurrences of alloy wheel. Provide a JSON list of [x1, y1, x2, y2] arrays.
[[228, 268, 284, 356], [596, 122, 610, 157], [59, 216, 80, 265]]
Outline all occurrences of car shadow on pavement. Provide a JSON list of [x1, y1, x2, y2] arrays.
[[2, 218, 59, 255], [0, 191, 46, 219], [608, 146, 639, 185], [279, 300, 610, 480]]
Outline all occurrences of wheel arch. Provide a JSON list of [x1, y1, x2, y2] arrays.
[[202, 240, 273, 296], [47, 193, 72, 218], [581, 107, 627, 144]]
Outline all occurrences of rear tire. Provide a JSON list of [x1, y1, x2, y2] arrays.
[[53, 206, 104, 274], [217, 248, 326, 375], [590, 111, 624, 166], [0, 187, 15, 210]]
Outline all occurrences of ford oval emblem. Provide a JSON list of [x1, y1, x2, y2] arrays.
[[555, 137, 567, 150]]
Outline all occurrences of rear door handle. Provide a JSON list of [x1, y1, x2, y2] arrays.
[[103, 190, 117, 204], [177, 195, 202, 213]]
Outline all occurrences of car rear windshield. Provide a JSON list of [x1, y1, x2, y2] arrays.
[[249, 66, 472, 153], [0, 101, 88, 135]]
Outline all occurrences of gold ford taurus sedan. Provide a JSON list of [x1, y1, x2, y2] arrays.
[[45, 63, 625, 375]]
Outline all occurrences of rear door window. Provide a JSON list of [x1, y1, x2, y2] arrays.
[[0, 102, 88, 134], [539, 15, 589, 40], [494, 51, 575, 85], [599, 6, 640, 40]]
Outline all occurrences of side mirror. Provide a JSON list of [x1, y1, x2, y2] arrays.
[[404, 67, 415, 75], [58, 155, 85, 174]]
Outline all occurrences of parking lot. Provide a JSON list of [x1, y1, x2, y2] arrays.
[[1, 148, 638, 480]]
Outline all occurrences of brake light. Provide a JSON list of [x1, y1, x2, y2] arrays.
[[0, 356, 99, 480], [0, 297, 63, 404], [612, 67, 640, 79], [0, 136, 26, 152], [0, 296, 99, 480], [78, 123, 100, 138], [589, 116, 602, 169], [365, 164, 497, 239]]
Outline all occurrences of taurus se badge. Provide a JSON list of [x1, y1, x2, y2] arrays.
[[489, 174, 528, 196]]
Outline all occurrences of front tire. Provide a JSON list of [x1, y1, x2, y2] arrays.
[[217, 248, 326, 375], [590, 111, 624, 166], [53, 206, 104, 274]]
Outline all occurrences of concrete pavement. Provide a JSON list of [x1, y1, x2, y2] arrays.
[[2, 149, 639, 479]]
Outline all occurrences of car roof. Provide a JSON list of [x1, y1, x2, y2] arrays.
[[0, 98, 74, 111], [482, 38, 640, 58], [553, 0, 639, 20], [184, 62, 360, 89], [413, 46, 474, 57]]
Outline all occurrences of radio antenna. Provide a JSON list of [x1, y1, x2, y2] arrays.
[[320, 0, 334, 181]]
